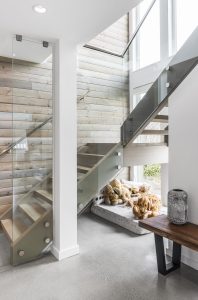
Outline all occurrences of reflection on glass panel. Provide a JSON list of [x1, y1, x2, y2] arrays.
[[133, 92, 145, 109], [176, 0, 198, 50]]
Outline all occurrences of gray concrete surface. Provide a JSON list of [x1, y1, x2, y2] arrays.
[[0, 233, 10, 267], [0, 213, 197, 300]]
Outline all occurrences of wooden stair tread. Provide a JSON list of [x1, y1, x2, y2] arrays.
[[77, 166, 91, 171], [78, 153, 104, 157], [142, 130, 168, 135], [77, 172, 85, 178], [153, 115, 168, 123], [1, 218, 28, 242], [77, 153, 103, 168], [0, 204, 12, 217], [34, 190, 53, 203], [81, 143, 116, 155], [19, 203, 46, 222], [132, 142, 167, 147]]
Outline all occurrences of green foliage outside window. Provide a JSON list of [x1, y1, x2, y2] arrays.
[[144, 164, 161, 178]]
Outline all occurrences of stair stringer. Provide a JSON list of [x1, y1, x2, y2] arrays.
[[77, 143, 123, 214], [10, 209, 52, 265]]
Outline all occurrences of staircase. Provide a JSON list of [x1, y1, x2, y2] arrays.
[[0, 23, 197, 265], [0, 174, 53, 265], [0, 117, 53, 265], [77, 107, 168, 213], [1, 177, 53, 265], [77, 26, 198, 213], [0, 117, 53, 207]]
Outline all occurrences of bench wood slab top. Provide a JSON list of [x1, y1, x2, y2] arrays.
[[139, 214, 198, 252]]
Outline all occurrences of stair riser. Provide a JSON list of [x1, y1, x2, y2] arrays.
[[77, 154, 102, 168], [34, 191, 52, 205]]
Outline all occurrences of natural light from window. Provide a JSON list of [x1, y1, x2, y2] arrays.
[[176, 0, 198, 50], [133, 0, 160, 70]]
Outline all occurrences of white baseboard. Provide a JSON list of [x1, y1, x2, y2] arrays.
[[51, 244, 80, 261], [167, 246, 198, 270]]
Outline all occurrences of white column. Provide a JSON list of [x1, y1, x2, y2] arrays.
[[52, 39, 79, 260]]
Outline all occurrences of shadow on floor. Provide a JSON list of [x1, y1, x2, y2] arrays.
[[80, 211, 141, 238]]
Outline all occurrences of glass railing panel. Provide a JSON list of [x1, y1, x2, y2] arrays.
[[122, 26, 198, 146], [77, 143, 123, 213], [121, 0, 165, 146], [11, 37, 53, 265], [0, 151, 13, 268]]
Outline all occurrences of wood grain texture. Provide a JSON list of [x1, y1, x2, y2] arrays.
[[77, 14, 129, 148], [19, 203, 46, 222], [0, 55, 53, 203], [34, 190, 53, 204], [1, 218, 28, 242], [139, 214, 198, 251]]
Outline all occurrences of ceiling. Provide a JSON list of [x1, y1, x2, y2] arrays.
[[0, 0, 141, 44]]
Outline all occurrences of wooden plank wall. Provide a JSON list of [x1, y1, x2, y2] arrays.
[[0, 15, 130, 209], [0, 56, 53, 208], [77, 14, 130, 179], [77, 15, 129, 145]]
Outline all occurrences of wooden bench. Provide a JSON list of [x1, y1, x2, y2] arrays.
[[139, 214, 198, 275]]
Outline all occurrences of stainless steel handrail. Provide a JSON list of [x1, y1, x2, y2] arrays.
[[84, 0, 157, 58], [122, 0, 156, 57], [0, 116, 52, 159]]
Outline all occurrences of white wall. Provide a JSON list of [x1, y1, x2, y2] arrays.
[[124, 143, 168, 167], [169, 64, 198, 270]]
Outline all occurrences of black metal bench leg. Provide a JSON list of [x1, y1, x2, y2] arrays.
[[154, 234, 167, 275], [154, 234, 181, 275], [172, 241, 181, 266]]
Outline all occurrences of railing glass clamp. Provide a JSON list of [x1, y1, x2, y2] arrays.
[[16, 35, 22, 42]]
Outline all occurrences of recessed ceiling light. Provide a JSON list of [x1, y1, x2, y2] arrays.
[[33, 4, 47, 14]]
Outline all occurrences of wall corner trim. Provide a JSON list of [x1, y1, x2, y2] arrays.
[[51, 244, 80, 261]]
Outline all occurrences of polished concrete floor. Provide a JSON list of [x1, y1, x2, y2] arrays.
[[0, 233, 10, 267], [0, 213, 197, 300]]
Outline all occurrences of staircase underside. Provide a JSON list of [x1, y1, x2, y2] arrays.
[[78, 27, 198, 214], [77, 104, 169, 214]]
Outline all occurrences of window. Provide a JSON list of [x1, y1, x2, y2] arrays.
[[132, 0, 160, 70], [133, 92, 145, 109], [176, 0, 198, 50], [132, 0, 198, 71], [134, 164, 161, 196]]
